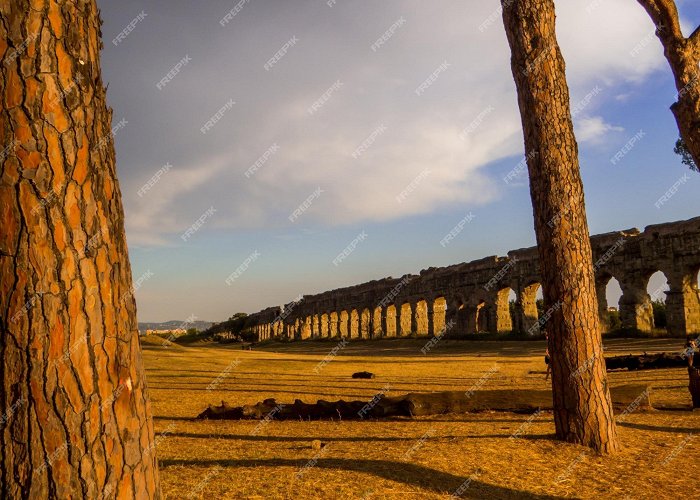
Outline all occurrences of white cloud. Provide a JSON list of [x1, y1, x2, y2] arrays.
[[575, 116, 625, 143], [114, 0, 669, 246]]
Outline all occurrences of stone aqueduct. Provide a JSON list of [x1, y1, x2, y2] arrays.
[[242, 217, 700, 341]]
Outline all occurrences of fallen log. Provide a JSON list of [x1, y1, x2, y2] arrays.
[[197, 384, 652, 420], [604, 352, 689, 371]]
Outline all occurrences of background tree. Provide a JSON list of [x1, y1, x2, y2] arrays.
[[636, 0, 700, 170], [1, 1, 160, 497], [501, 0, 620, 453]]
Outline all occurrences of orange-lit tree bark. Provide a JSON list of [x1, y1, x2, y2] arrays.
[[636, 0, 700, 169], [501, 0, 620, 453], [0, 1, 160, 498]]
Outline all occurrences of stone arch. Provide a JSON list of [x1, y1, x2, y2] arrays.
[[618, 271, 655, 333], [647, 270, 670, 303], [595, 272, 621, 333], [350, 309, 360, 338], [647, 270, 670, 331]]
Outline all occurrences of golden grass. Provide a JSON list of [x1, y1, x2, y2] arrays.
[[142, 337, 699, 499]]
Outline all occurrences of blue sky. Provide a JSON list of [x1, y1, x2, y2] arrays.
[[100, 0, 700, 322]]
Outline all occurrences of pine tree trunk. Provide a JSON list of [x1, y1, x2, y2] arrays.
[[636, 0, 700, 169], [501, 0, 620, 453], [1, 1, 160, 498]]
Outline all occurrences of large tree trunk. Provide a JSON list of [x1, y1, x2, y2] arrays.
[[636, 0, 700, 168], [501, 0, 620, 453], [0, 1, 160, 498]]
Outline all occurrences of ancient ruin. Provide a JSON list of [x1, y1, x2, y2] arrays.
[[243, 217, 700, 340]]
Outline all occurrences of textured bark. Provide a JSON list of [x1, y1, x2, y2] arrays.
[[636, 0, 700, 168], [501, 0, 620, 453], [0, 1, 160, 498]]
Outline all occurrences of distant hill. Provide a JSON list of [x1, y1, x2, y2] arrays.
[[138, 320, 213, 333]]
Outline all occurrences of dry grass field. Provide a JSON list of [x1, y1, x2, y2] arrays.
[[140, 337, 699, 499]]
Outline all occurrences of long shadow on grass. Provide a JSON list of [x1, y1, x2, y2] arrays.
[[162, 431, 552, 442], [159, 457, 564, 499], [617, 421, 700, 433]]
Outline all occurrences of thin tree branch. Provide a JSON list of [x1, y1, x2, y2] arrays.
[[636, 0, 684, 41]]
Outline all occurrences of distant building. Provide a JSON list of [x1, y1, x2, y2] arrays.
[[145, 329, 187, 336]]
